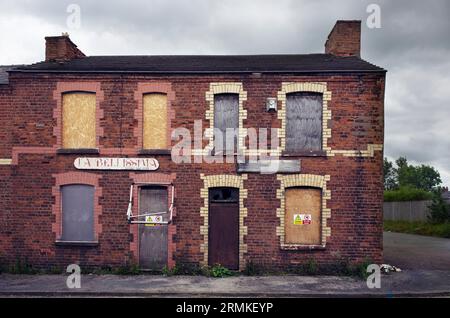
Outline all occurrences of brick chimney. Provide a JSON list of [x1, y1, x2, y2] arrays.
[[45, 33, 85, 62], [325, 20, 361, 57]]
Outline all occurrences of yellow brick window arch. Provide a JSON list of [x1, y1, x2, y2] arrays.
[[277, 82, 332, 155], [201, 83, 247, 156]]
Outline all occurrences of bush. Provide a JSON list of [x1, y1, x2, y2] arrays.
[[428, 192, 450, 224], [384, 186, 433, 202], [206, 264, 233, 278]]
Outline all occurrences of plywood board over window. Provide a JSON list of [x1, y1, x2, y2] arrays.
[[62, 92, 96, 149], [285, 187, 321, 245], [143, 93, 168, 149], [286, 92, 323, 152], [61, 184, 95, 242]]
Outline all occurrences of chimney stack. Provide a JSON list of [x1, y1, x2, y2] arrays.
[[45, 33, 85, 62], [325, 20, 361, 57]]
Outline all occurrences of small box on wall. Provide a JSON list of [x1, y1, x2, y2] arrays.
[[266, 98, 277, 112]]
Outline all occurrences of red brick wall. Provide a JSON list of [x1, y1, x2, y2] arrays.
[[0, 86, 13, 265], [0, 71, 385, 270], [0, 86, 12, 157]]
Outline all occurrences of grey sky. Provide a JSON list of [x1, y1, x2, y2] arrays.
[[1, 0, 449, 185]]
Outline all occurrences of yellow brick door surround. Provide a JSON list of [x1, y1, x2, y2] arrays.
[[199, 174, 248, 271]]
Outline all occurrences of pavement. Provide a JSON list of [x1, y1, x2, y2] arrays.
[[0, 270, 449, 297], [0, 232, 448, 297]]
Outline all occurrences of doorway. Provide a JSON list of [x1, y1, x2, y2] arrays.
[[138, 186, 168, 270], [208, 187, 239, 270]]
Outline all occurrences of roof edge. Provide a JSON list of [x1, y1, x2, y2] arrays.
[[9, 68, 387, 74]]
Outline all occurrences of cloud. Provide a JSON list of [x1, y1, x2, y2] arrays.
[[0, 0, 449, 185]]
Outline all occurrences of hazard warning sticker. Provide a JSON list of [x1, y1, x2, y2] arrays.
[[145, 215, 163, 227], [293, 214, 312, 225]]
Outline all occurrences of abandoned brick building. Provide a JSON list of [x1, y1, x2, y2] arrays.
[[0, 20, 386, 271]]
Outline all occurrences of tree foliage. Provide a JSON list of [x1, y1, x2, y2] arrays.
[[428, 189, 450, 223], [383, 156, 442, 192], [383, 157, 397, 190]]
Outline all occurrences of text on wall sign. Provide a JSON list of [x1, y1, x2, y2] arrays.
[[74, 157, 159, 171]]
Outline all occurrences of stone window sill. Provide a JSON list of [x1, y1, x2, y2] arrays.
[[282, 150, 327, 157], [55, 240, 99, 247], [280, 244, 326, 251], [57, 148, 100, 155]]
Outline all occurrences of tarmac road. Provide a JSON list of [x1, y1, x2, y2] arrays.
[[383, 231, 450, 270]]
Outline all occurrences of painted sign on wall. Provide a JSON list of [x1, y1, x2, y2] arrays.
[[74, 157, 159, 171]]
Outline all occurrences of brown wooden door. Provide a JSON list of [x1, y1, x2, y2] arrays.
[[208, 188, 239, 270], [138, 186, 168, 270]]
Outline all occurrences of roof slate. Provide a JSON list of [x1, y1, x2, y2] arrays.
[[13, 54, 385, 74]]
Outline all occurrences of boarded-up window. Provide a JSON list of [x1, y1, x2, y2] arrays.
[[214, 93, 239, 154], [286, 92, 322, 152], [62, 92, 96, 149], [143, 93, 168, 149], [61, 184, 95, 242], [285, 187, 321, 245]]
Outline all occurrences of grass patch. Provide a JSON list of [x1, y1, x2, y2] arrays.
[[384, 220, 450, 238]]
